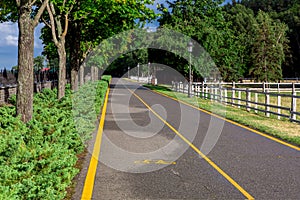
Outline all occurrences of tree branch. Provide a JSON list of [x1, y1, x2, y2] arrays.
[[41, 17, 51, 28], [61, 4, 73, 37], [46, 2, 59, 46], [16, 0, 21, 7], [29, 0, 37, 7], [33, 0, 49, 27], [49, 2, 63, 37], [62, 14, 69, 37]]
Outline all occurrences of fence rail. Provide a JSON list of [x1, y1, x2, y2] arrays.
[[172, 82, 300, 123]]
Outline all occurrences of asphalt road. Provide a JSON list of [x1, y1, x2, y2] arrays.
[[77, 78, 300, 200]]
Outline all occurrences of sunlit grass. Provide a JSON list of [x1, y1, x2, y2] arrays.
[[145, 84, 300, 146]]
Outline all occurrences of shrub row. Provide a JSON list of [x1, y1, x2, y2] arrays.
[[0, 76, 111, 199]]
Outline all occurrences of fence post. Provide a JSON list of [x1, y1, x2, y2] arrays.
[[277, 85, 281, 120], [255, 92, 258, 113], [224, 87, 227, 105], [290, 83, 297, 121], [205, 84, 208, 99], [238, 90, 241, 108], [194, 84, 196, 96], [232, 82, 235, 106], [202, 82, 205, 98], [214, 84, 218, 101], [210, 85, 213, 101], [278, 94, 281, 120], [265, 89, 270, 117], [219, 82, 223, 103], [246, 88, 251, 111]]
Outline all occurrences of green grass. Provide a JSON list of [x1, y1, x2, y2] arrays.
[[145, 84, 300, 146]]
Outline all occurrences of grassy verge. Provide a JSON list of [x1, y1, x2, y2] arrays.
[[145, 84, 300, 146]]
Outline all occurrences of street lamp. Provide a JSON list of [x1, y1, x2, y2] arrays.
[[148, 62, 150, 84], [187, 41, 193, 98], [128, 66, 130, 79], [137, 63, 140, 82]]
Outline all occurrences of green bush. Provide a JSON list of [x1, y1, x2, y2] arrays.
[[101, 75, 112, 84], [0, 80, 109, 199]]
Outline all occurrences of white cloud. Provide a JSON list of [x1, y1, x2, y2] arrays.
[[5, 35, 18, 46], [0, 22, 44, 48], [0, 22, 44, 68], [0, 22, 18, 47]]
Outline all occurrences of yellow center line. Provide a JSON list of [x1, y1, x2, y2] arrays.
[[128, 89, 255, 200], [81, 87, 110, 200], [149, 89, 300, 152]]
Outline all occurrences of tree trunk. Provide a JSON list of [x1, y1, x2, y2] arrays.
[[16, 7, 34, 123], [94, 67, 99, 81], [91, 66, 95, 81], [57, 40, 66, 99], [70, 21, 81, 91], [79, 63, 84, 86], [71, 68, 79, 91]]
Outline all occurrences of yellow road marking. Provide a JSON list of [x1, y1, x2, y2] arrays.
[[149, 89, 300, 152], [81, 87, 110, 200], [129, 89, 255, 200], [134, 159, 177, 165]]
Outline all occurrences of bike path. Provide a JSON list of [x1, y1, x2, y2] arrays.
[[79, 78, 300, 199]]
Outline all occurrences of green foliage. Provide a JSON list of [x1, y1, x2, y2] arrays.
[[8, 95, 17, 106], [250, 11, 289, 81], [72, 75, 111, 142], [158, 0, 244, 81], [157, 0, 295, 81], [238, 0, 300, 77], [101, 75, 112, 84], [0, 79, 109, 199], [41, 0, 157, 72], [34, 56, 46, 72]]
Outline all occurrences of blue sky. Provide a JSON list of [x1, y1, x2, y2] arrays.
[[0, 0, 230, 70], [0, 23, 44, 69]]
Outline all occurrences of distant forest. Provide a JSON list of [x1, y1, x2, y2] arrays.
[[109, 0, 300, 82]]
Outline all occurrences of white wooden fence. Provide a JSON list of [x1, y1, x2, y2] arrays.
[[172, 82, 300, 123]]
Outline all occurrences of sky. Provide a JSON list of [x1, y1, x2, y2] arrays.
[[0, 22, 44, 70], [0, 0, 230, 70]]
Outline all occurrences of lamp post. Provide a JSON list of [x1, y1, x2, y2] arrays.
[[187, 41, 193, 98], [128, 66, 130, 79], [137, 63, 140, 82], [148, 62, 150, 84]]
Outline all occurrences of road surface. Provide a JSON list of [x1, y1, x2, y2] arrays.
[[76, 78, 300, 200]]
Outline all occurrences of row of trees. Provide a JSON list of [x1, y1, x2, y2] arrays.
[[151, 0, 299, 82], [0, 0, 156, 122], [108, 0, 299, 83]]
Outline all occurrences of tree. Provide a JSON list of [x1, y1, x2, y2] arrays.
[[3, 68, 8, 80], [0, 0, 49, 122], [239, 0, 300, 77], [34, 56, 45, 72], [1, 0, 49, 122], [158, 0, 245, 81], [224, 4, 257, 79], [44, 0, 74, 99], [250, 11, 289, 81], [16, 0, 49, 122], [40, 0, 155, 91], [67, 0, 155, 90]]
